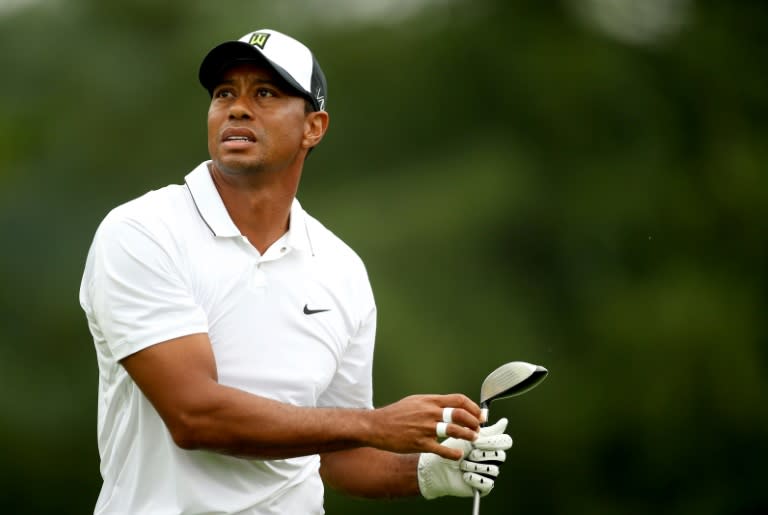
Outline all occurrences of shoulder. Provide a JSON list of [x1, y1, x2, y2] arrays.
[[81, 183, 195, 306], [96, 184, 190, 242]]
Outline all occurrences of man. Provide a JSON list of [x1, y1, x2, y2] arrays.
[[79, 28, 512, 514]]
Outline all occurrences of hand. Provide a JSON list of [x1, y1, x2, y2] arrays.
[[417, 418, 512, 500], [369, 394, 483, 459]]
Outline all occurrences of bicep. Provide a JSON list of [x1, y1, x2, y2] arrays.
[[120, 332, 219, 438]]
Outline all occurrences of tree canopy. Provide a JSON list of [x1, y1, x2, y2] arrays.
[[1, 1, 765, 513]]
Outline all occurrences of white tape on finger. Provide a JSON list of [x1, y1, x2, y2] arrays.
[[442, 407, 454, 423], [436, 422, 449, 438]]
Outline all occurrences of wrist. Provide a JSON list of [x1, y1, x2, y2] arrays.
[[350, 406, 380, 448]]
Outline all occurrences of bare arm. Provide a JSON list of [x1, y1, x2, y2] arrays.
[[320, 448, 421, 499], [121, 332, 482, 460]]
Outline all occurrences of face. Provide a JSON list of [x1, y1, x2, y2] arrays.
[[206, 63, 327, 177]]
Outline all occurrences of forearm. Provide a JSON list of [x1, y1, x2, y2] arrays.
[[169, 381, 373, 459], [320, 448, 420, 499]]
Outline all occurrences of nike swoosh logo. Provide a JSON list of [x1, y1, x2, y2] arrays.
[[303, 304, 331, 315]]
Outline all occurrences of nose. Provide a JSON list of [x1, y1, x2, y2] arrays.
[[228, 97, 252, 120]]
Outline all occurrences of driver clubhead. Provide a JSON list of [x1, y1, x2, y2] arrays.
[[480, 361, 548, 406]]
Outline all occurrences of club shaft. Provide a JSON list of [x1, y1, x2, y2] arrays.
[[472, 489, 481, 515], [472, 401, 489, 515]]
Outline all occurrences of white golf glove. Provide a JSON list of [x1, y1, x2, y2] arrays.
[[417, 418, 512, 500]]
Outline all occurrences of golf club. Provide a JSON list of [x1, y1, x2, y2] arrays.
[[472, 361, 548, 515]]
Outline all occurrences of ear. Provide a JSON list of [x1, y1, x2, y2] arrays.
[[303, 111, 330, 149]]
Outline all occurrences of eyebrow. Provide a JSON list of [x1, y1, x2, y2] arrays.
[[215, 78, 284, 89]]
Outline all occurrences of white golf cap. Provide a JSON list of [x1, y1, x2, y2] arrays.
[[199, 29, 328, 111]]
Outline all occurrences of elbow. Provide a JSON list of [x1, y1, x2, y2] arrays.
[[171, 429, 200, 451], [167, 412, 210, 451], [167, 412, 256, 458], [160, 392, 232, 452]]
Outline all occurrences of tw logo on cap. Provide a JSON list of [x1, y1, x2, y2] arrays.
[[249, 32, 270, 49], [315, 88, 326, 111]]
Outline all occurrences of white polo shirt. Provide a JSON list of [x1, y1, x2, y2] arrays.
[[79, 161, 377, 515]]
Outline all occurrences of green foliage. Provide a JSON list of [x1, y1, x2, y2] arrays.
[[1, 0, 766, 513]]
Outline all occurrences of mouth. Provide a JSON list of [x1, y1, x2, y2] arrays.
[[221, 127, 257, 147]]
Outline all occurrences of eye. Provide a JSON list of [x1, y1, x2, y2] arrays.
[[256, 88, 276, 98], [213, 87, 235, 99]]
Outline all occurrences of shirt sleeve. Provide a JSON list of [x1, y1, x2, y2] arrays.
[[81, 213, 209, 361]]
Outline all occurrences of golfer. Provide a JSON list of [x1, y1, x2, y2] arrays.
[[79, 28, 512, 514]]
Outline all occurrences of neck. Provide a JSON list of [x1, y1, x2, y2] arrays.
[[209, 163, 300, 254]]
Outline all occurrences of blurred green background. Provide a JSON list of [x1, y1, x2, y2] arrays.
[[1, 0, 766, 513]]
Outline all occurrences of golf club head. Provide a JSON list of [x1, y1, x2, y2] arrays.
[[473, 361, 548, 515], [480, 361, 548, 407]]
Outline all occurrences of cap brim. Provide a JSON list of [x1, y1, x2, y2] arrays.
[[199, 41, 310, 104]]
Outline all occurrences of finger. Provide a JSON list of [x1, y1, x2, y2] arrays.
[[468, 448, 507, 463], [474, 433, 513, 451], [462, 472, 494, 495], [479, 417, 508, 436], [424, 440, 464, 461], [438, 436, 473, 456], [448, 407, 483, 431], [442, 422, 480, 443], [439, 394, 482, 421], [461, 460, 500, 478]]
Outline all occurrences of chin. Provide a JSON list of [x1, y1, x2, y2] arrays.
[[215, 155, 265, 176]]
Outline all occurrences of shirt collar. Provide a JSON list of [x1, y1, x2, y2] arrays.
[[184, 161, 313, 253], [286, 197, 312, 254]]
